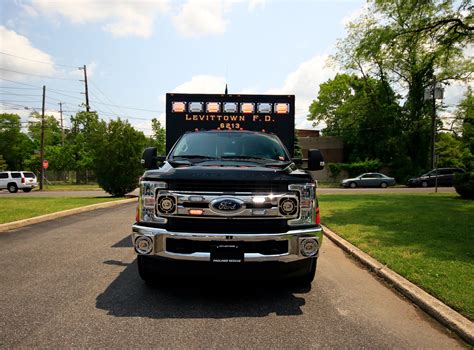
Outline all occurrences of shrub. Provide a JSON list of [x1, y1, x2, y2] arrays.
[[94, 119, 147, 197], [454, 172, 474, 199], [327, 159, 382, 179]]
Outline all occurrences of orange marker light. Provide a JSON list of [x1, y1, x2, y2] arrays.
[[275, 103, 289, 114], [189, 209, 204, 216], [207, 102, 220, 113], [172, 102, 186, 113], [241, 103, 254, 114]]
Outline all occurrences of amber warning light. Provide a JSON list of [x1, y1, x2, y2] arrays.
[[275, 103, 289, 114], [172, 102, 186, 113], [207, 102, 220, 113], [241, 103, 254, 114]]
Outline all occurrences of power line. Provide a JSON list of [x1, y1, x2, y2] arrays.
[[0, 86, 38, 90], [0, 51, 78, 68], [91, 100, 162, 113], [0, 77, 40, 87], [0, 92, 43, 97], [0, 68, 79, 81]]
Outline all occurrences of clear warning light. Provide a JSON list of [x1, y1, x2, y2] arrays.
[[275, 103, 289, 114], [189, 102, 203, 113], [172, 102, 186, 113], [257, 103, 272, 114], [224, 102, 237, 113]]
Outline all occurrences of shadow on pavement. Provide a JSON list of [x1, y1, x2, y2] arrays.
[[96, 260, 308, 319], [111, 235, 133, 248]]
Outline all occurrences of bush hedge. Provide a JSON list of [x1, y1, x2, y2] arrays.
[[328, 159, 382, 179], [454, 172, 474, 199]]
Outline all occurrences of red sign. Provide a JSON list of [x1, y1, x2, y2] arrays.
[[43, 160, 49, 169]]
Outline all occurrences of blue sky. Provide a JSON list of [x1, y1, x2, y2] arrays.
[[0, 0, 467, 135]]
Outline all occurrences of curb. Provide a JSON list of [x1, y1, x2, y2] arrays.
[[322, 225, 474, 345], [0, 198, 137, 233]]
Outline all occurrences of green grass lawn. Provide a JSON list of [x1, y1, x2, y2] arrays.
[[0, 197, 124, 224], [42, 184, 101, 191], [318, 193, 474, 320]]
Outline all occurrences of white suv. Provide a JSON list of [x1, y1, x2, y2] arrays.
[[0, 171, 38, 193]]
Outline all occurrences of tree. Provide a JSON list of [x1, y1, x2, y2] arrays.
[[0, 113, 34, 169], [308, 73, 401, 164], [454, 87, 474, 170], [334, 0, 473, 171], [27, 112, 62, 147], [0, 154, 7, 171], [94, 118, 147, 196], [435, 132, 468, 168], [67, 111, 106, 179], [151, 118, 166, 155]]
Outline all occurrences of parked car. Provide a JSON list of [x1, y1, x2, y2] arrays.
[[407, 168, 465, 187], [0, 171, 38, 193], [341, 173, 396, 188]]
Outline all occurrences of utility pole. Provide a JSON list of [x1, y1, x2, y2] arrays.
[[59, 102, 64, 146], [40, 85, 46, 191], [430, 78, 437, 170], [79, 65, 90, 112]]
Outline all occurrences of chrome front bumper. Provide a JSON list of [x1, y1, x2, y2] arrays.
[[131, 224, 323, 262]]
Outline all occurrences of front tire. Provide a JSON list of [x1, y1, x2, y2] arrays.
[[380, 182, 388, 188], [292, 258, 317, 286], [137, 255, 158, 284], [7, 183, 18, 193], [421, 181, 429, 188], [349, 182, 357, 188]]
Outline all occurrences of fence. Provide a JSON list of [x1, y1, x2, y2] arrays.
[[42, 170, 97, 184]]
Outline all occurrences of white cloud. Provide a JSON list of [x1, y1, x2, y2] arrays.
[[170, 74, 228, 94], [30, 0, 170, 38], [266, 54, 337, 130], [70, 61, 98, 79], [172, 0, 231, 37], [0, 26, 56, 80], [341, 4, 367, 27]]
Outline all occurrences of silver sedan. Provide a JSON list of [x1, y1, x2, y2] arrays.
[[341, 173, 396, 188]]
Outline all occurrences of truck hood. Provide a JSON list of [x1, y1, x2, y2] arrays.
[[143, 161, 312, 184]]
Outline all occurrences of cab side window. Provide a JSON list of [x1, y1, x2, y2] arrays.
[[0, 173, 8, 179]]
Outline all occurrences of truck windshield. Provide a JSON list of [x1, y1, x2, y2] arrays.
[[171, 132, 289, 161]]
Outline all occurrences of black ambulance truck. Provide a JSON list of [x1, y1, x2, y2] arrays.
[[132, 93, 325, 285]]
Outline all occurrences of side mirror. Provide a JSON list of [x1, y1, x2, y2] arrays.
[[141, 147, 165, 170], [307, 149, 325, 171]]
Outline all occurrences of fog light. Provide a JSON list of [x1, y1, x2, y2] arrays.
[[300, 238, 318, 257], [135, 236, 153, 255]]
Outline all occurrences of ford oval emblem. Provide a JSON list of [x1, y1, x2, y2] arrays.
[[210, 198, 245, 214]]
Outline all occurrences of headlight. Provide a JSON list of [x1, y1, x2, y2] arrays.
[[288, 183, 317, 226], [138, 180, 168, 223]]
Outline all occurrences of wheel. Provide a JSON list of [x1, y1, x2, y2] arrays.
[[292, 258, 317, 286], [349, 182, 357, 188], [22, 188, 32, 193], [137, 255, 157, 284], [421, 181, 428, 188], [7, 183, 18, 193], [380, 182, 388, 188]]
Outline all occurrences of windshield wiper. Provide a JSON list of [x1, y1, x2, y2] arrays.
[[220, 155, 271, 161], [173, 155, 219, 160]]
